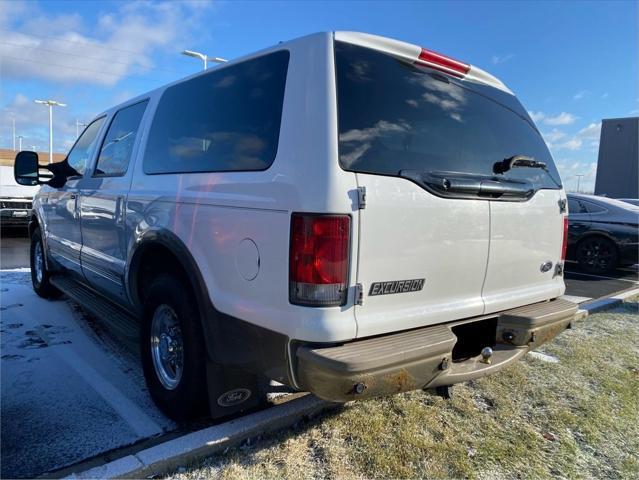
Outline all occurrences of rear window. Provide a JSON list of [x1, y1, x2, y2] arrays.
[[335, 42, 561, 190], [144, 50, 289, 175]]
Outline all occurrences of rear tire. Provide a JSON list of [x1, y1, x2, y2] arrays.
[[30, 227, 62, 299], [576, 236, 618, 274], [140, 274, 209, 421]]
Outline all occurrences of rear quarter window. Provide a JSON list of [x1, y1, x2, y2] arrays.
[[582, 201, 607, 214], [143, 50, 289, 174], [568, 198, 588, 214], [335, 41, 561, 191]]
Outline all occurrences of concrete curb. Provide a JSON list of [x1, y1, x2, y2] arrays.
[[579, 287, 639, 316], [69, 287, 639, 479], [68, 395, 334, 479]]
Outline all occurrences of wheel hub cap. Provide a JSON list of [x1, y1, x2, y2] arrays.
[[583, 240, 611, 269], [150, 305, 184, 390], [34, 241, 44, 284]]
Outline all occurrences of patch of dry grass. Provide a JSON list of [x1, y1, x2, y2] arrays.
[[172, 302, 639, 479]]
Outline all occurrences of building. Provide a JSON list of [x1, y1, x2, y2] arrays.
[[0, 148, 66, 168], [594, 117, 639, 199]]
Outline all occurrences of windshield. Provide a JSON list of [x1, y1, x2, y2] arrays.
[[335, 41, 561, 191]]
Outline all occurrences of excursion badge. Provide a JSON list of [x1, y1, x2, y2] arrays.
[[369, 278, 425, 296]]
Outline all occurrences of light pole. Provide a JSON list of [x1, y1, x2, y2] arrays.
[[181, 49, 227, 70], [76, 119, 87, 138], [11, 115, 16, 151], [18, 135, 23, 151], [34, 99, 66, 164], [575, 174, 584, 193]]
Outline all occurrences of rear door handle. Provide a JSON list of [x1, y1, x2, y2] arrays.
[[70, 193, 80, 219], [478, 180, 534, 198], [399, 170, 536, 200], [115, 196, 125, 226]]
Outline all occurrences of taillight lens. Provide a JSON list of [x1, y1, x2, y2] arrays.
[[417, 48, 470, 77], [561, 216, 569, 261], [289, 213, 350, 306]]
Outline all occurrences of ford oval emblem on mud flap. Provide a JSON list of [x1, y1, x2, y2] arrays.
[[217, 388, 252, 407], [540, 261, 553, 273]]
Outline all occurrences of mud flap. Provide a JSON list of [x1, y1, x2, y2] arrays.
[[206, 360, 262, 419]]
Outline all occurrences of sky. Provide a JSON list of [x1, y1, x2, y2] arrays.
[[1, 0, 637, 192]]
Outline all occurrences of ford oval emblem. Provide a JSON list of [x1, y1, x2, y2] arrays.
[[217, 388, 252, 407], [540, 261, 553, 273]]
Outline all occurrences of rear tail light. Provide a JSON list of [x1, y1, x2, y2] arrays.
[[416, 48, 470, 77], [561, 216, 569, 261], [289, 213, 350, 307]]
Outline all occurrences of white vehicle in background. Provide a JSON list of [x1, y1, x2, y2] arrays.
[[14, 31, 577, 422], [1, 165, 39, 227]]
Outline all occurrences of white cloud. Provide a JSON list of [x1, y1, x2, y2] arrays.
[[0, 1, 214, 86], [573, 90, 589, 100], [529, 111, 578, 126], [528, 111, 545, 123], [546, 122, 601, 152], [601, 92, 609, 99], [544, 112, 578, 126], [557, 138, 583, 151], [542, 128, 566, 143], [3, 93, 88, 153], [490, 54, 515, 65], [577, 122, 601, 140]]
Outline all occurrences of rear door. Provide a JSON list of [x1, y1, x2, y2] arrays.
[[482, 190, 565, 313], [80, 100, 149, 303], [334, 41, 565, 338]]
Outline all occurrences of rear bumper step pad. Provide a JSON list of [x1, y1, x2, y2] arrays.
[[295, 298, 578, 402]]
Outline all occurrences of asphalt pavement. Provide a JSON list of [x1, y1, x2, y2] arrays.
[[0, 270, 176, 478], [564, 262, 639, 300], [0, 228, 30, 269]]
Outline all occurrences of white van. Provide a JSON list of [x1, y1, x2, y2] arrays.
[[1, 165, 39, 226], [14, 32, 577, 421]]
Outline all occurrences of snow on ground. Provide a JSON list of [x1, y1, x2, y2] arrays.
[[0, 271, 176, 478]]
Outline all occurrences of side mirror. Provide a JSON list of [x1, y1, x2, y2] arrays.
[[14, 151, 43, 186]]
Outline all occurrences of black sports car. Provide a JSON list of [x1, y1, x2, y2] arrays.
[[567, 193, 639, 274]]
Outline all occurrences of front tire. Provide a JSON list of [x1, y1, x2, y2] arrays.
[[30, 227, 62, 299], [140, 275, 209, 421], [576, 236, 618, 274]]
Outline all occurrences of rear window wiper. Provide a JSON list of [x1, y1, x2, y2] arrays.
[[493, 155, 546, 174], [493, 155, 562, 188]]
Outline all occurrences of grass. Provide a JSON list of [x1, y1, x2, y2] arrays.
[[171, 301, 639, 479]]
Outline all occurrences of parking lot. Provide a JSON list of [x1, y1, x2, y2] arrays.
[[1, 229, 638, 478]]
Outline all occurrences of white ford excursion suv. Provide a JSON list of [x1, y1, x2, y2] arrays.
[[14, 32, 577, 421]]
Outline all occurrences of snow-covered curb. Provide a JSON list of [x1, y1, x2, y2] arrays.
[[67, 287, 639, 480]]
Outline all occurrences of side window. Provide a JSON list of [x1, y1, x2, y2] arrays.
[[95, 100, 148, 177], [67, 117, 105, 176], [143, 50, 289, 174], [582, 200, 607, 214], [568, 198, 587, 214]]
